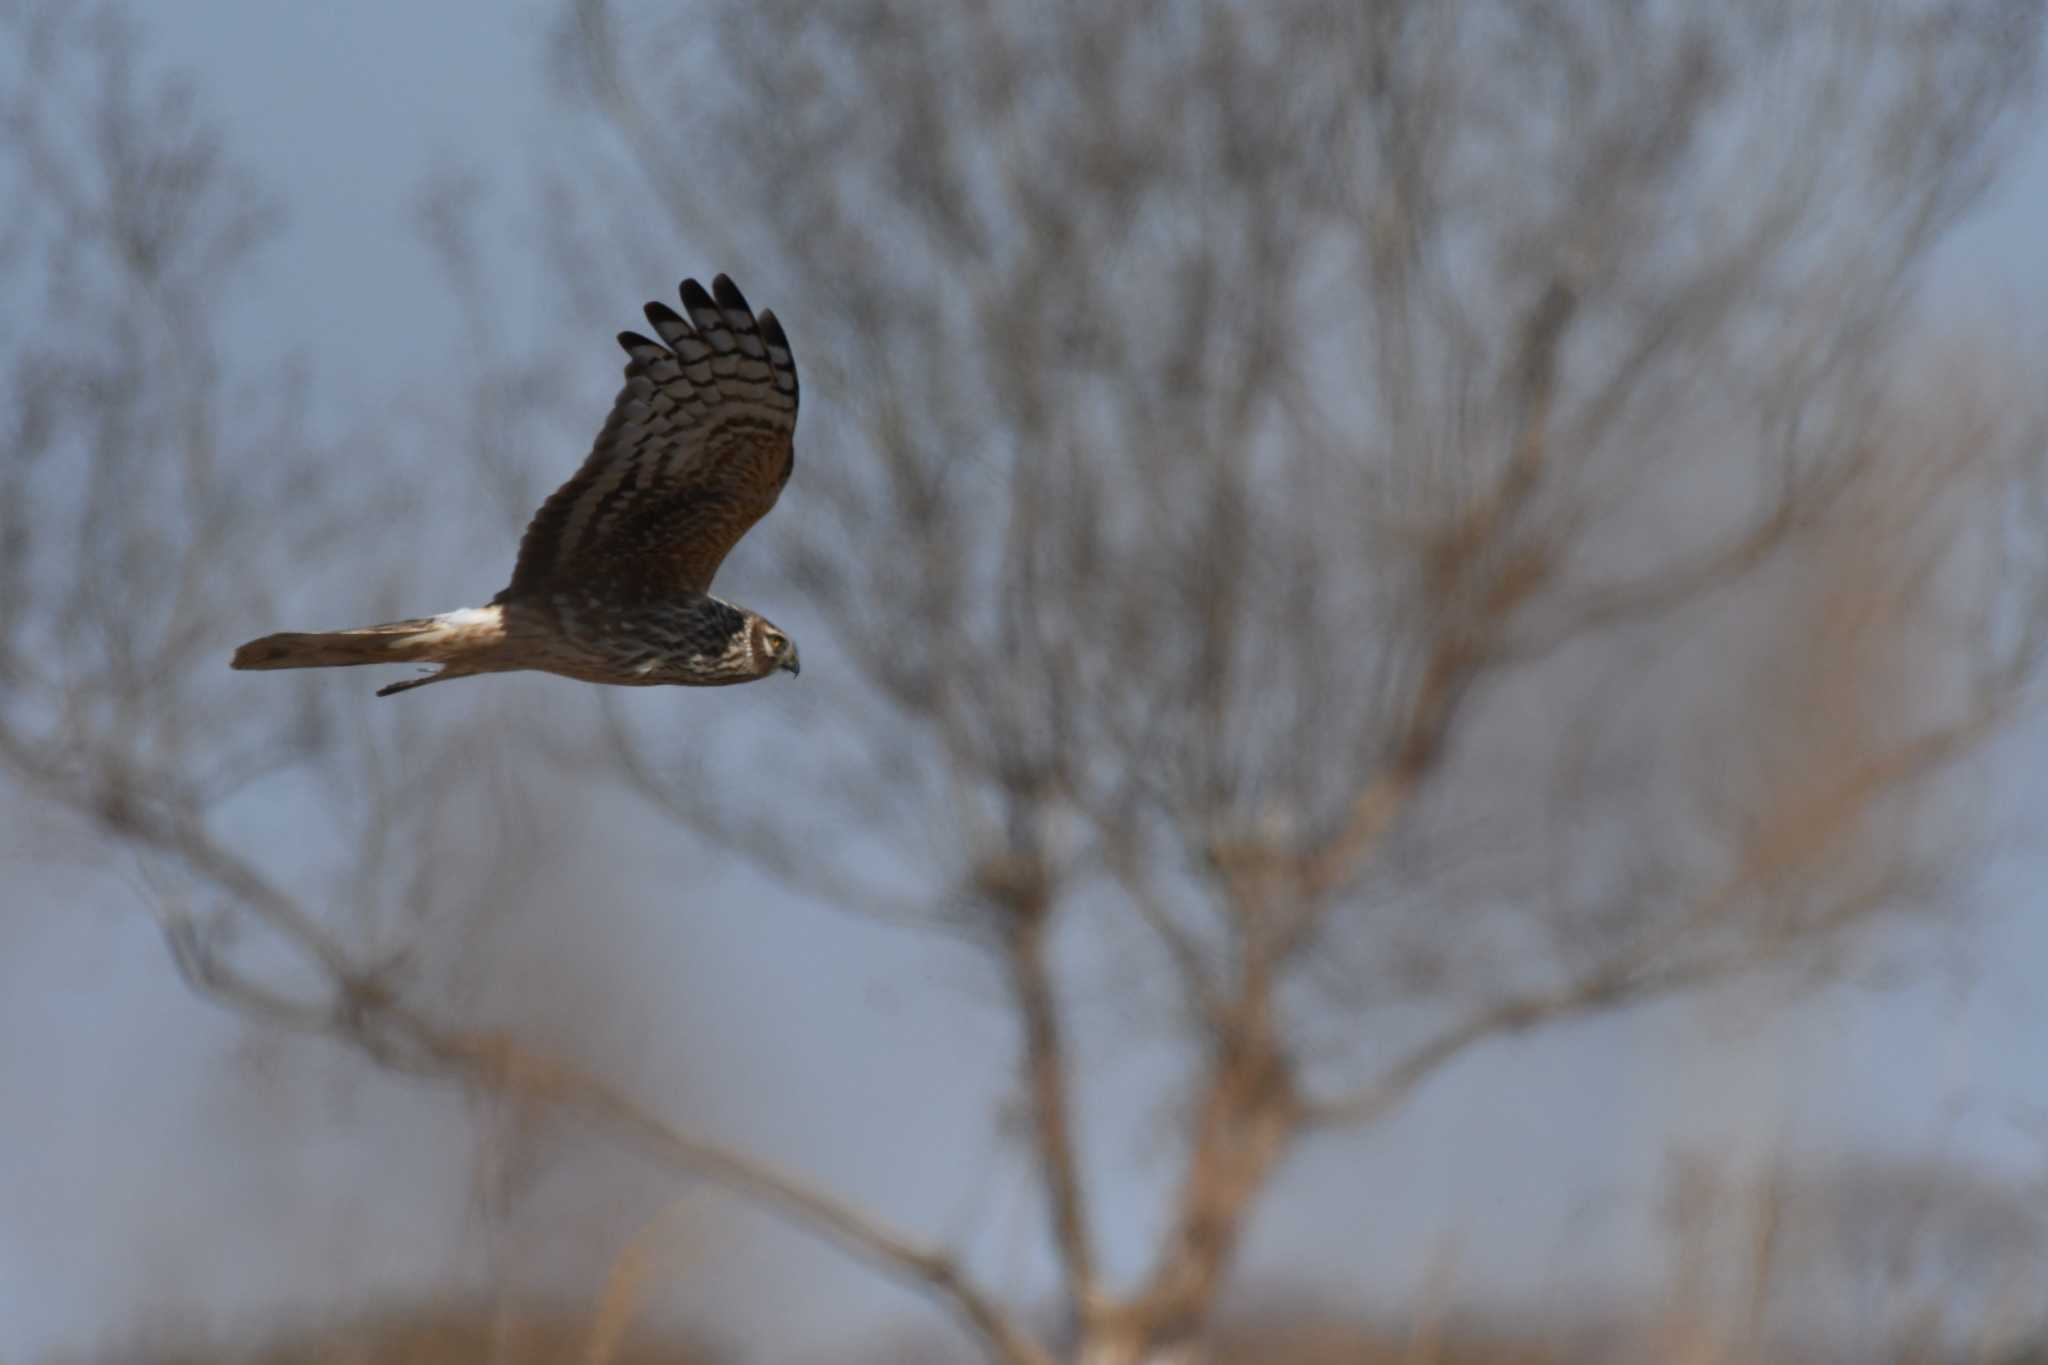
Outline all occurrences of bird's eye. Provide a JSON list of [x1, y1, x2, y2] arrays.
[[765, 632, 786, 655]]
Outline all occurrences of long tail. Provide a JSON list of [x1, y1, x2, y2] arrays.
[[231, 607, 505, 697]]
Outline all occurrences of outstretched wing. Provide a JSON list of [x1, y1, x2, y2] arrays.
[[501, 275, 798, 601]]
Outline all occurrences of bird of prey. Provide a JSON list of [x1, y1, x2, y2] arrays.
[[233, 275, 801, 697]]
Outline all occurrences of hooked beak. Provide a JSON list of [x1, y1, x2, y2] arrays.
[[779, 645, 801, 677]]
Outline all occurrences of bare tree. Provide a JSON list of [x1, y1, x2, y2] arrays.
[[0, 9, 1064, 1361], [0, 0, 774, 1338], [532, 3, 2048, 1361], [6, 2, 2048, 1365]]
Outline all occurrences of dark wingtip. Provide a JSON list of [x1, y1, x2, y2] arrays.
[[711, 274, 749, 314], [617, 329, 657, 355], [758, 309, 788, 348], [679, 278, 715, 312], [644, 299, 685, 331]]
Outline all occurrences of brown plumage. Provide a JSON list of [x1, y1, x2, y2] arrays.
[[232, 274, 802, 697]]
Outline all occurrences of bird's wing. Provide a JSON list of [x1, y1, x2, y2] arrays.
[[502, 275, 798, 601]]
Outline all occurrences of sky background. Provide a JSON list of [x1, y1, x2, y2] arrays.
[[6, 4, 2048, 1361]]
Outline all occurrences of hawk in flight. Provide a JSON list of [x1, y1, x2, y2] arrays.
[[233, 275, 801, 697]]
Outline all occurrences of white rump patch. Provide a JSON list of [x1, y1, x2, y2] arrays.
[[438, 606, 500, 628]]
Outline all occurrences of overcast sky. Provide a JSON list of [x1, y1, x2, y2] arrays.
[[7, 5, 2048, 1362]]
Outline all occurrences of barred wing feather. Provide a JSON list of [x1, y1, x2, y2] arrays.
[[502, 274, 798, 601]]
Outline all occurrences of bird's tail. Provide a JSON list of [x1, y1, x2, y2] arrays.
[[231, 607, 505, 695]]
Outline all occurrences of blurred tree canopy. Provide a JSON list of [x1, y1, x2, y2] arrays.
[[4, 2, 2047, 1363]]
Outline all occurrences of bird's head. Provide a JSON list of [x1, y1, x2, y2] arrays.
[[745, 613, 801, 679]]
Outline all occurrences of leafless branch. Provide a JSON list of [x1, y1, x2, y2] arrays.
[[163, 904, 1059, 1365], [1001, 896, 1102, 1320], [1299, 693, 2019, 1129]]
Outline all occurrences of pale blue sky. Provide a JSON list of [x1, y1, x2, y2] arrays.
[[7, 5, 2048, 1361]]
